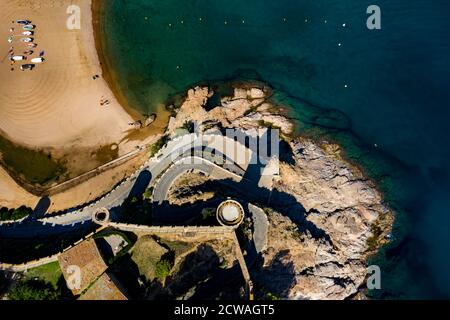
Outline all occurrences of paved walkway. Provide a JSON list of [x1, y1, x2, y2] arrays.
[[0, 133, 255, 238]]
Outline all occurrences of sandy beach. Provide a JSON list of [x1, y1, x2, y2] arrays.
[[0, 0, 159, 208], [0, 0, 137, 149]]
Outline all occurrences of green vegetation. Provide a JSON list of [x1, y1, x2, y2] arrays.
[[265, 292, 280, 300], [0, 206, 32, 221], [0, 135, 66, 185], [180, 121, 195, 133], [143, 187, 154, 200], [8, 280, 59, 300], [367, 223, 383, 251], [24, 262, 62, 289], [131, 236, 168, 282], [155, 259, 172, 280], [148, 135, 169, 157], [8, 262, 72, 300]]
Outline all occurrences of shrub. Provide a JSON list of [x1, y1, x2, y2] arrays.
[[149, 135, 169, 157], [155, 259, 172, 280], [143, 187, 154, 200], [0, 206, 32, 221], [366, 223, 383, 251], [181, 121, 195, 133]]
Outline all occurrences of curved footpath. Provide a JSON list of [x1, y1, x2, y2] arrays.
[[0, 133, 252, 238]]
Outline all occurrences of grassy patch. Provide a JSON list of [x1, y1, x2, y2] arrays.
[[9, 261, 74, 300], [159, 239, 194, 258], [24, 262, 62, 290], [131, 236, 168, 282]]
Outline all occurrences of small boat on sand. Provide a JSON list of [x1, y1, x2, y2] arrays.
[[20, 64, 35, 71], [31, 57, 45, 63], [22, 31, 34, 36], [21, 37, 34, 43], [17, 20, 32, 25], [27, 43, 38, 48], [23, 25, 35, 31], [11, 55, 27, 61]]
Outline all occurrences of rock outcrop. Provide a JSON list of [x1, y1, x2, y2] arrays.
[[167, 86, 293, 136], [168, 84, 393, 300]]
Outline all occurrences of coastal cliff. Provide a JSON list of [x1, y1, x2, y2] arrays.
[[167, 85, 393, 299]]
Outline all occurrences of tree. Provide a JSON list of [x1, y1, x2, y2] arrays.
[[8, 280, 58, 300], [143, 187, 154, 200], [155, 259, 172, 280]]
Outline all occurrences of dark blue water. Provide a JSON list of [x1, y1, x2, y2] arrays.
[[101, 0, 450, 298]]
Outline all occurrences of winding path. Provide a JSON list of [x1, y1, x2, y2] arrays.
[[0, 133, 251, 238]]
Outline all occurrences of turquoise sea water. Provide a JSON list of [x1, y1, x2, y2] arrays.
[[101, 0, 450, 298]]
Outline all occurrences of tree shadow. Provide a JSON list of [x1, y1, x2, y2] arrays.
[[252, 250, 297, 299], [153, 244, 239, 300], [108, 253, 147, 300], [110, 169, 152, 220], [95, 237, 114, 262], [22, 196, 51, 222], [128, 170, 152, 199]]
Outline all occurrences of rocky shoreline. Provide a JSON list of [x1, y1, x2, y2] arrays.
[[166, 84, 394, 299]]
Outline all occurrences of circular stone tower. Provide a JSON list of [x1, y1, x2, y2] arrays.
[[216, 199, 245, 227], [92, 207, 110, 225]]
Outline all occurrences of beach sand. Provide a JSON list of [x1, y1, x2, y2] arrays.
[[0, 166, 38, 208], [0, 0, 159, 208], [0, 0, 137, 150]]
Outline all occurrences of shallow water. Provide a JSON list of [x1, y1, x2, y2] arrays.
[[102, 0, 450, 298]]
